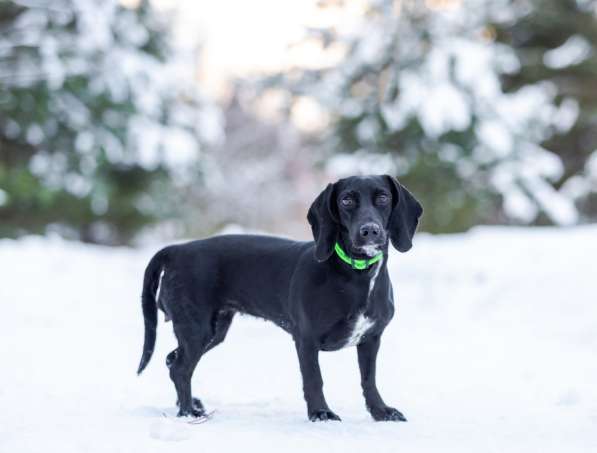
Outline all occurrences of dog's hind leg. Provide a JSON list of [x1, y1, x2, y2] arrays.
[[204, 309, 235, 354], [169, 320, 213, 417], [167, 308, 235, 415], [167, 348, 205, 413]]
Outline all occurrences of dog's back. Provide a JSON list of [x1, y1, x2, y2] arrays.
[[161, 234, 310, 317]]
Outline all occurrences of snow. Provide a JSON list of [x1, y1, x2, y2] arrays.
[[490, 144, 579, 225], [543, 35, 592, 70], [1, 227, 597, 452], [0, 188, 7, 207]]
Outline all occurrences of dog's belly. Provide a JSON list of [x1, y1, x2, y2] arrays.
[[319, 313, 375, 351]]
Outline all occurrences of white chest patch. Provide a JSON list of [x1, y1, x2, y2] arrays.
[[345, 314, 375, 347], [344, 258, 383, 348]]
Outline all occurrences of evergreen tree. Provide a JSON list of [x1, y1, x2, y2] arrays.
[[270, 0, 585, 232], [491, 0, 597, 223], [0, 0, 219, 243]]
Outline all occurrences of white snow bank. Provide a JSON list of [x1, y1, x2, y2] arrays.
[[1, 227, 596, 452]]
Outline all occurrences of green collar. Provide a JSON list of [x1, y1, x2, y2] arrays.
[[334, 242, 383, 270]]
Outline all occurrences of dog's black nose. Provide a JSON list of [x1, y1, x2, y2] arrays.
[[359, 222, 380, 238]]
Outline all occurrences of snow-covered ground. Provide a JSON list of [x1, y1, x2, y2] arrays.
[[1, 226, 596, 452]]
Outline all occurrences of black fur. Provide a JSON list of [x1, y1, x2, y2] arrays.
[[137, 175, 422, 421]]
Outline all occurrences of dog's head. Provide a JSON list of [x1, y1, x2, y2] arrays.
[[307, 175, 423, 262]]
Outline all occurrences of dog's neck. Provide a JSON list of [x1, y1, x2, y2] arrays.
[[334, 233, 388, 275]]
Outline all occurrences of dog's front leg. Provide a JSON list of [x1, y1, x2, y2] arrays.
[[357, 335, 407, 422], [295, 339, 341, 422]]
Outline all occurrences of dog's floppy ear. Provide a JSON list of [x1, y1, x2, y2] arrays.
[[385, 175, 423, 253], [307, 183, 338, 262]]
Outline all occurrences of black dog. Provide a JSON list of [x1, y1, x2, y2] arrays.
[[137, 175, 422, 422]]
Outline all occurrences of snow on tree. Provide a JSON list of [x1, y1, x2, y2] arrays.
[[0, 0, 222, 243], [268, 0, 586, 232], [490, 0, 597, 224]]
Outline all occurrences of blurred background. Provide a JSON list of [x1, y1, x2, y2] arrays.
[[2, 0, 597, 245]]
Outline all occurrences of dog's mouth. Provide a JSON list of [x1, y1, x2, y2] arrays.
[[351, 243, 384, 257]]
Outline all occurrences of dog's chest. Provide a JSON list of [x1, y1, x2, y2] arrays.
[[319, 260, 384, 350], [344, 313, 375, 347], [320, 308, 378, 351]]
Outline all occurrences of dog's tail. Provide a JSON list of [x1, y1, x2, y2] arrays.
[[137, 248, 167, 375]]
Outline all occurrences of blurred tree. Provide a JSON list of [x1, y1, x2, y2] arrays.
[[266, 0, 589, 232], [0, 0, 220, 244], [184, 84, 318, 238], [492, 0, 597, 223]]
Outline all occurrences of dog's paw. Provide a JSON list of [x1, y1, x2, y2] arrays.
[[176, 397, 204, 412], [370, 405, 407, 422], [191, 397, 204, 411], [309, 409, 341, 422], [176, 407, 205, 418]]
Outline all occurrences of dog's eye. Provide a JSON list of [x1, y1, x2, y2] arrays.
[[376, 194, 389, 205], [341, 197, 354, 207]]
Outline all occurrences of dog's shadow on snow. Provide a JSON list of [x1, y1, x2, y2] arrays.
[[128, 401, 391, 434], [128, 405, 170, 418], [128, 402, 306, 424]]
